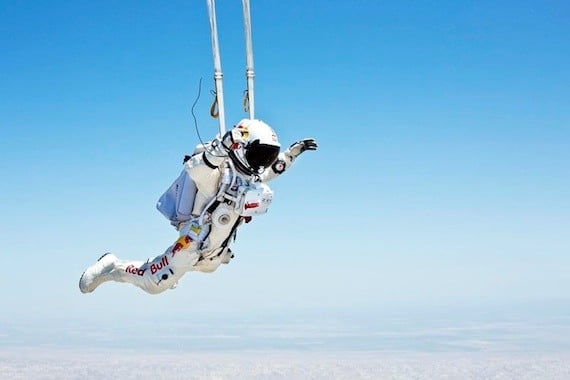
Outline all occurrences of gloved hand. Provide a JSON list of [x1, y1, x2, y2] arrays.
[[289, 138, 318, 158]]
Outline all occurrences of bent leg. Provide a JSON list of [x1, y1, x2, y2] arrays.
[[79, 235, 201, 294], [110, 249, 200, 294]]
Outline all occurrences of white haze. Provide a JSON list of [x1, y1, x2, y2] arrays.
[[2, 305, 570, 379], [1, 349, 570, 380]]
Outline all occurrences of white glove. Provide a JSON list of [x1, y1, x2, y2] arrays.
[[288, 138, 318, 158]]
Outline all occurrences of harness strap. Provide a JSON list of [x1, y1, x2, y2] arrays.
[[202, 152, 217, 169]]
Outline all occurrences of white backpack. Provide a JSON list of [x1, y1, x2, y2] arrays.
[[156, 169, 198, 225]]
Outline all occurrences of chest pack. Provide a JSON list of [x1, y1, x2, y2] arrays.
[[230, 179, 273, 216]]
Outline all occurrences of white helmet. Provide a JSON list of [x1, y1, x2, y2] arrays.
[[228, 119, 280, 175]]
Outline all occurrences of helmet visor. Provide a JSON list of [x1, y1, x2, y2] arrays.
[[245, 140, 280, 171]]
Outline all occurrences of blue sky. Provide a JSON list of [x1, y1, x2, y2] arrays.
[[1, 0, 569, 338]]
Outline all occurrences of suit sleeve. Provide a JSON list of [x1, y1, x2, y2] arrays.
[[258, 148, 298, 183]]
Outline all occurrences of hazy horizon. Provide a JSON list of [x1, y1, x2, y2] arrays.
[[3, 299, 570, 353]]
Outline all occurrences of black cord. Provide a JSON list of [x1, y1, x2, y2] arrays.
[[190, 78, 227, 158], [191, 77, 207, 148]]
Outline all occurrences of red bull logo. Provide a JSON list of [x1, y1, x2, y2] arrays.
[[125, 265, 146, 276], [172, 235, 193, 256], [150, 256, 169, 275]]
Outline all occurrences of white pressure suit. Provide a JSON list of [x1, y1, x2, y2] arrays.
[[79, 119, 317, 294]]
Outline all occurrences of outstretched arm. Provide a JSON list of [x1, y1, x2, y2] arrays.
[[260, 138, 318, 182]]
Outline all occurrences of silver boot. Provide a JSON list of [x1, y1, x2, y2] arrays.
[[79, 253, 119, 293]]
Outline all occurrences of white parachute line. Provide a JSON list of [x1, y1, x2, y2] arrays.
[[206, 0, 226, 135], [242, 0, 255, 120]]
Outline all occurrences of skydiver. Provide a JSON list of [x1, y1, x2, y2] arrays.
[[79, 119, 317, 294]]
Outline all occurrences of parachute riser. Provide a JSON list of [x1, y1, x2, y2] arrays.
[[206, 0, 227, 135], [206, 0, 257, 134], [242, 0, 255, 120]]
